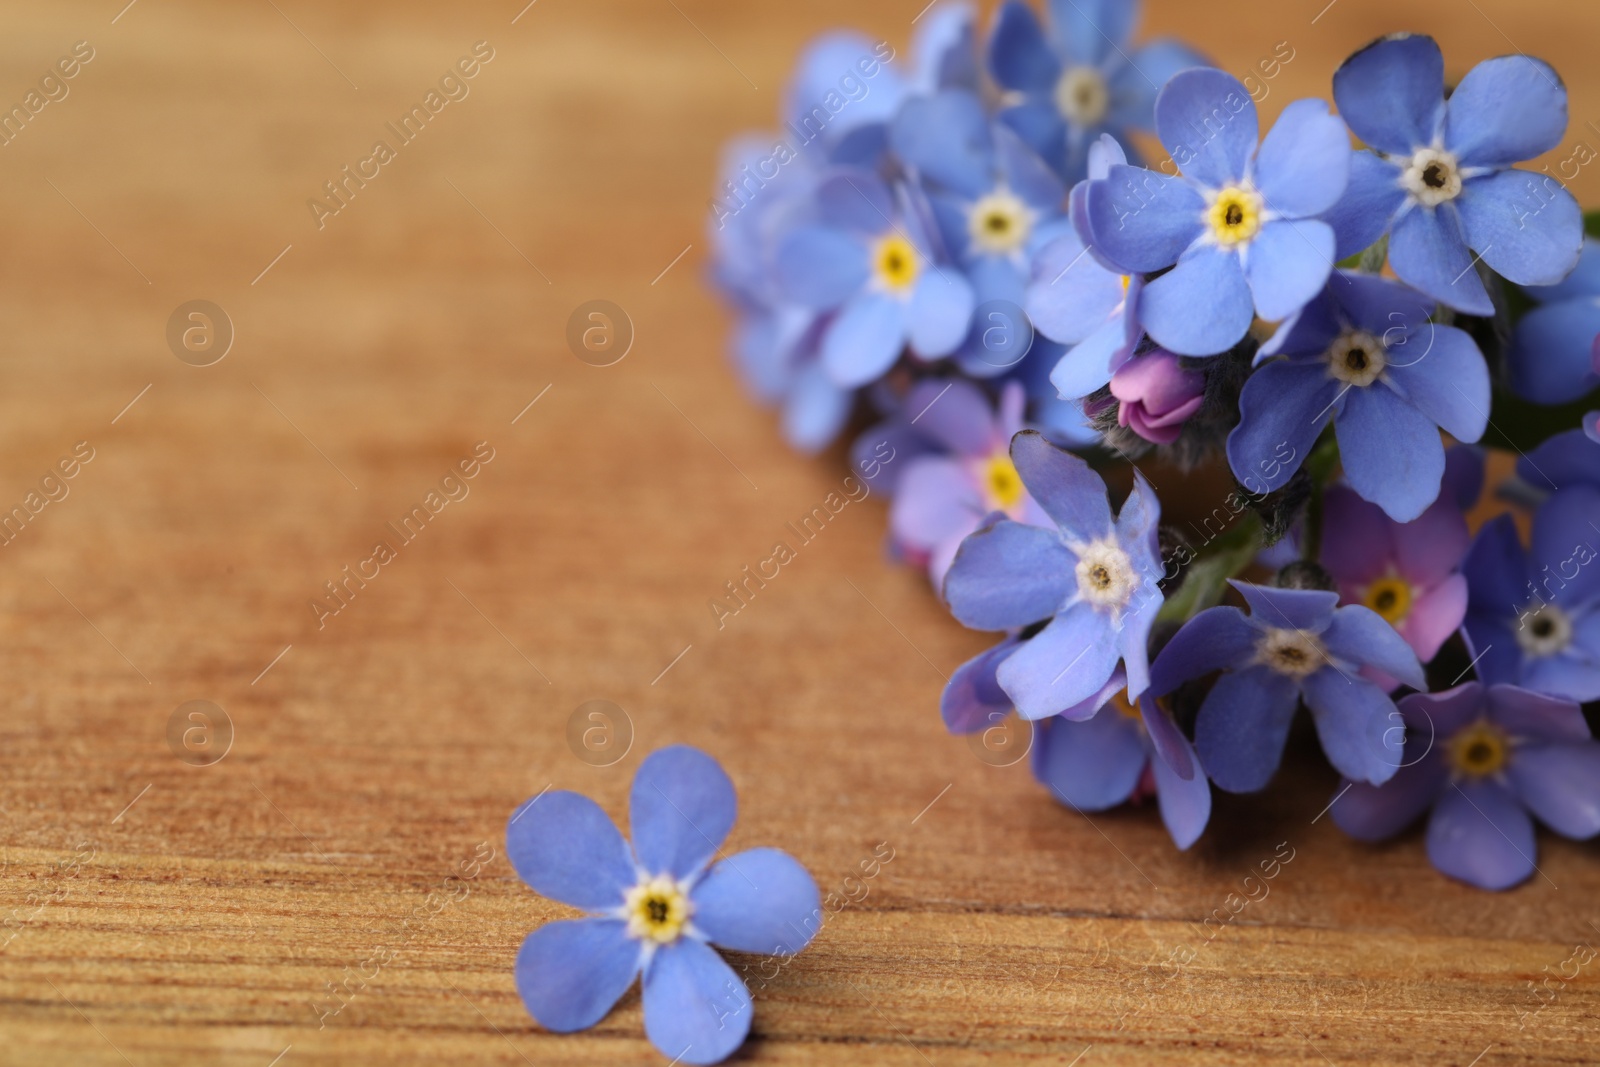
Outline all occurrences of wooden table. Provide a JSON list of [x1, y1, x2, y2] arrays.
[[1, 1, 1596, 1063]]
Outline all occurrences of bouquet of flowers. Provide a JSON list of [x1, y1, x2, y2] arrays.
[[707, 0, 1600, 891]]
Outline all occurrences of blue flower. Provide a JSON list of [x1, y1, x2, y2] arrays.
[[507, 746, 821, 1066], [776, 170, 976, 387], [1516, 426, 1600, 496], [1025, 134, 1146, 399], [1148, 580, 1425, 792], [781, 32, 909, 168], [984, 0, 1207, 183], [1084, 69, 1351, 355], [1330, 682, 1600, 891], [1461, 487, 1600, 704], [1509, 238, 1600, 404], [1227, 271, 1489, 522], [1322, 34, 1583, 315], [943, 429, 1163, 718]]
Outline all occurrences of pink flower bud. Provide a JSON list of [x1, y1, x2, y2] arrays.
[[1108, 350, 1204, 445]]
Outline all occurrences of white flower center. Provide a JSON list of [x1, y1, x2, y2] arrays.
[[1256, 627, 1326, 679], [1055, 65, 1110, 127], [967, 190, 1034, 256], [1517, 602, 1573, 659], [1399, 146, 1462, 207], [1074, 538, 1139, 612], [622, 874, 692, 944], [1325, 329, 1387, 387]]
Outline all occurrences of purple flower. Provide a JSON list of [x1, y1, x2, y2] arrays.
[[943, 430, 1163, 718], [1107, 349, 1204, 445], [1322, 34, 1583, 315], [1318, 447, 1484, 679], [507, 746, 820, 1066], [1330, 683, 1600, 891], [1227, 271, 1489, 522], [1509, 238, 1600, 404], [1461, 486, 1600, 703], [1084, 69, 1351, 356], [775, 170, 976, 388], [1148, 580, 1425, 792], [887, 380, 1050, 589], [984, 0, 1207, 183]]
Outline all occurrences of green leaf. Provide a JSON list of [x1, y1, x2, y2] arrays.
[[1157, 514, 1262, 625]]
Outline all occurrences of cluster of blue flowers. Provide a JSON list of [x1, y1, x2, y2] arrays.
[[711, 0, 1600, 894]]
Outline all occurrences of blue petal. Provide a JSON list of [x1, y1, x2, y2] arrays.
[[1331, 34, 1445, 157], [1489, 682, 1591, 746], [1048, 0, 1135, 66], [889, 89, 993, 198], [631, 745, 737, 880], [1444, 442, 1486, 510], [1232, 581, 1340, 633], [786, 33, 907, 134], [506, 791, 637, 911], [641, 938, 752, 1066], [1155, 68, 1258, 188], [987, 0, 1060, 93], [1517, 428, 1600, 493], [1150, 727, 1211, 849], [1032, 705, 1146, 810], [905, 376, 995, 456], [1444, 56, 1569, 167], [1138, 694, 1195, 779], [1106, 40, 1211, 134], [995, 122, 1067, 209], [1048, 317, 1130, 398], [775, 227, 869, 308], [1524, 652, 1600, 705], [1331, 269, 1433, 337], [1253, 99, 1351, 219], [944, 518, 1075, 630], [1508, 742, 1600, 839], [1244, 218, 1336, 322], [815, 170, 896, 233], [1510, 298, 1600, 405], [908, 268, 976, 358], [515, 918, 641, 1033], [1526, 237, 1600, 303], [691, 848, 822, 955], [1141, 243, 1254, 355], [1321, 151, 1406, 260], [1388, 204, 1493, 315], [1426, 780, 1536, 891], [1302, 670, 1401, 785], [1321, 605, 1426, 690], [1226, 359, 1339, 495], [1336, 382, 1446, 523], [942, 637, 1021, 734], [1532, 485, 1600, 609], [1011, 429, 1113, 538], [1117, 581, 1162, 701], [998, 100, 1068, 180], [1148, 606, 1260, 695], [1194, 666, 1300, 793], [1329, 753, 1446, 841], [997, 601, 1123, 718], [1457, 169, 1584, 287], [1382, 323, 1490, 443], [784, 363, 854, 455], [1084, 165, 1206, 272], [911, 2, 980, 92], [822, 293, 907, 387], [1026, 231, 1124, 343]]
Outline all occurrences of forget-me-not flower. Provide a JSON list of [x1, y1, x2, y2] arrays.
[[1509, 237, 1600, 404]]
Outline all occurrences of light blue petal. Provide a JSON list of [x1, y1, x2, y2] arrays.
[[995, 122, 1067, 209], [691, 848, 822, 955], [1026, 230, 1125, 344], [1105, 40, 1212, 133], [783, 362, 853, 455], [1508, 743, 1600, 839], [1226, 358, 1339, 494], [1244, 218, 1336, 322], [906, 376, 996, 455], [1426, 780, 1535, 891], [987, 0, 1060, 93], [1032, 706, 1146, 810], [1388, 204, 1493, 315], [1148, 606, 1260, 696], [1336, 383, 1445, 523], [1533, 485, 1600, 610], [1048, 317, 1130, 398], [1321, 151, 1406, 260], [944, 518, 1075, 630], [1525, 237, 1600, 303], [997, 601, 1123, 719], [1048, 0, 1136, 66], [1487, 683, 1592, 744], [1011, 428, 1113, 538], [1511, 299, 1600, 404], [1194, 666, 1300, 793], [1457, 169, 1584, 287], [998, 100, 1068, 180], [815, 170, 896, 233], [1302, 669, 1403, 785], [1444, 56, 1568, 167], [1150, 726, 1211, 849], [1141, 243, 1254, 355], [775, 226, 869, 308], [889, 89, 993, 198], [631, 745, 737, 880], [642, 938, 752, 1066], [942, 637, 1022, 734], [506, 791, 636, 911], [1322, 605, 1426, 689], [1155, 68, 1258, 188], [1382, 323, 1489, 444], [1253, 99, 1351, 219], [1116, 583, 1162, 700], [822, 293, 907, 387], [1329, 753, 1446, 841], [1084, 164, 1206, 272], [908, 268, 976, 358], [1232, 580, 1340, 633], [1331, 34, 1445, 156], [515, 918, 640, 1032]]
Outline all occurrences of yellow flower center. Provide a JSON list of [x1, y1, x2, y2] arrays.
[[981, 454, 1025, 511], [1448, 720, 1509, 779], [872, 234, 920, 294], [1363, 576, 1412, 625], [1207, 186, 1263, 248], [623, 875, 692, 944], [1109, 689, 1142, 721], [967, 191, 1033, 256], [1054, 65, 1110, 126]]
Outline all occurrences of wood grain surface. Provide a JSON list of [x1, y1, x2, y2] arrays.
[[0, 1, 1597, 1064]]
